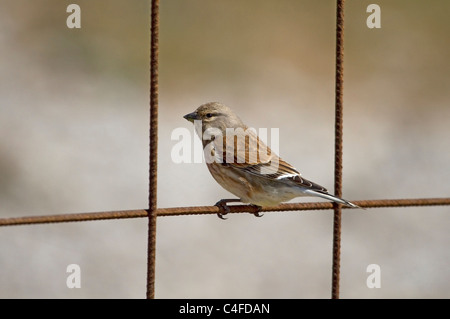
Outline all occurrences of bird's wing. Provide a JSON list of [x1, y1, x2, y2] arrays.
[[214, 129, 328, 192]]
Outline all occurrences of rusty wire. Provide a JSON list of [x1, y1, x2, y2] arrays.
[[147, 0, 159, 300], [332, 0, 345, 300], [0, 198, 449, 227]]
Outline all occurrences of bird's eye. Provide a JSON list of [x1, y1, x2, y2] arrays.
[[206, 113, 213, 118]]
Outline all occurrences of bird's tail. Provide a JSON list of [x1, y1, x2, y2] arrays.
[[303, 189, 361, 209]]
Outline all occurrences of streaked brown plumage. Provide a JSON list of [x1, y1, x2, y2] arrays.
[[184, 102, 359, 209]]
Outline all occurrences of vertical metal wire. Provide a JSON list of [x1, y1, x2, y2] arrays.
[[147, 0, 159, 299], [332, 0, 345, 299]]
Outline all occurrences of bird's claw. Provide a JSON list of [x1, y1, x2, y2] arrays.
[[215, 199, 231, 220], [251, 205, 263, 218], [218, 212, 228, 220]]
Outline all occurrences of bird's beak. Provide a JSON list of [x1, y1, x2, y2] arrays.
[[183, 111, 198, 123]]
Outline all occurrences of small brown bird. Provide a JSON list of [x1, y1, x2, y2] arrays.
[[184, 102, 359, 218]]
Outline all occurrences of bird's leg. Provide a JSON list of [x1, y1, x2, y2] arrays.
[[214, 199, 263, 219], [214, 199, 241, 220]]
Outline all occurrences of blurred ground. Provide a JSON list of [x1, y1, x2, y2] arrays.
[[0, 0, 449, 298]]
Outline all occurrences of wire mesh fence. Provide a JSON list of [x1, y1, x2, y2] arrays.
[[0, 0, 449, 299]]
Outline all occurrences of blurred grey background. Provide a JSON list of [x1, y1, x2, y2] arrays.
[[0, 0, 449, 298]]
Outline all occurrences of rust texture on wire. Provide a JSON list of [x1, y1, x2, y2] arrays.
[[147, 0, 159, 300], [1, 198, 449, 227], [332, 0, 345, 300]]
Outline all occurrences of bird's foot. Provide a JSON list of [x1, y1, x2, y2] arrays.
[[214, 199, 263, 219], [214, 199, 241, 220], [251, 205, 263, 218]]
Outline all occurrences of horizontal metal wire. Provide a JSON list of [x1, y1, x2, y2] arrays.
[[0, 197, 449, 227]]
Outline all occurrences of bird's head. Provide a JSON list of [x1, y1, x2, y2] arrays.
[[184, 102, 245, 135]]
